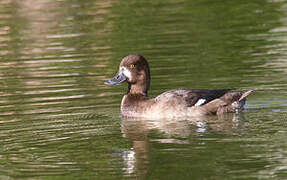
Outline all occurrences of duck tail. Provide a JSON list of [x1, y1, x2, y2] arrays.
[[216, 89, 254, 115], [238, 89, 254, 102]]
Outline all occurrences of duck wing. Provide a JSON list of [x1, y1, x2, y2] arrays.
[[155, 89, 232, 107]]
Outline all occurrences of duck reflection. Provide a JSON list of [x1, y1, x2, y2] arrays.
[[120, 113, 246, 177]]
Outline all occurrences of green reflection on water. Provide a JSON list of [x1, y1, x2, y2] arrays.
[[0, 0, 287, 179]]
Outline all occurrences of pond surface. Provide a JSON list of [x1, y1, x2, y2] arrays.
[[1, 0, 287, 179]]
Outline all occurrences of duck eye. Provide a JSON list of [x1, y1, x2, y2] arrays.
[[130, 64, 135, 69]]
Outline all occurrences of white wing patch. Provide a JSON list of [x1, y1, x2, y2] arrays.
[[194, 98, 206, 106]]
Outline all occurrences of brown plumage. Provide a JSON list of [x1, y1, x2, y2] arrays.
[[105, 54, 254, 118]]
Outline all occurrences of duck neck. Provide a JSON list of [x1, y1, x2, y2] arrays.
[[127, 72, 150, 97], [128, 84, 148, 96]]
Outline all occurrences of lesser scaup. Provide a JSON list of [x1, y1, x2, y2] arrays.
[[105, 54, 254, 118]]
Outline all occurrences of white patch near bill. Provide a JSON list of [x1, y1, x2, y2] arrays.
[[194, 98, 206, 106], [120, 66, 132, 79]]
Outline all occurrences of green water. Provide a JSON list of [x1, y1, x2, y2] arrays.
[[1, 0, 287, 179]]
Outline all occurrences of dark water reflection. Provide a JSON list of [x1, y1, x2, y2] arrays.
[[120, 114, 247, 179], [0, 0, 287, 179]]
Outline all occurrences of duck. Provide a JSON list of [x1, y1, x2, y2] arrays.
[[105, 54, 254, 119]]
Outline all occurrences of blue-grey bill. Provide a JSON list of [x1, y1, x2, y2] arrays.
[[105, 71, 127, 85]]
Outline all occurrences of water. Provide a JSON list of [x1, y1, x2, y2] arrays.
[[0, 0, 287, 179]]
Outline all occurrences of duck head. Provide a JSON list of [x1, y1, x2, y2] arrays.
[[105, 54, 151, 95]]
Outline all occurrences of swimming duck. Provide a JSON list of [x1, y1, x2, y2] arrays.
[[105, 54, 254, 118]]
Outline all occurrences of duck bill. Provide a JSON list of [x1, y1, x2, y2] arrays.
[[105, 71, 127, 85]]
